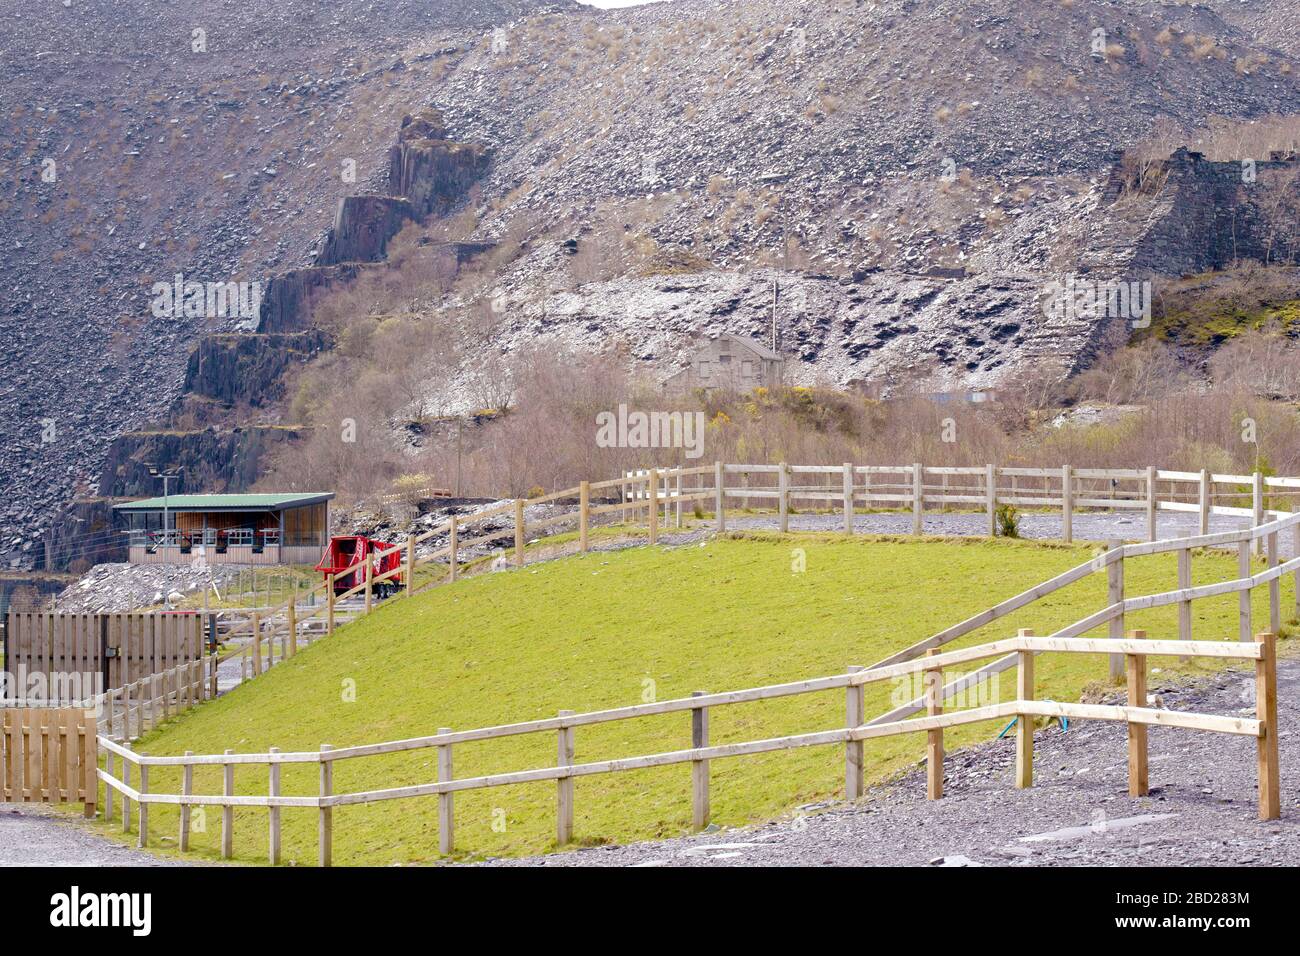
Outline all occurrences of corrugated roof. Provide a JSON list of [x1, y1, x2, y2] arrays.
[[113, 493, 333, 512]]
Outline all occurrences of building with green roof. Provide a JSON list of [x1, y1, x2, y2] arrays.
[[113, 493, 334, 566]]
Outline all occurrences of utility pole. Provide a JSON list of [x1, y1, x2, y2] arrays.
[[455, 417, 464, 497], [147, 465, 183, 546], [771, 275, 779, 353]]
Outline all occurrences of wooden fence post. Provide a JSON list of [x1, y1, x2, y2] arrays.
[[985, 464, 996, 537], [104, 752, 115, 821], [406, 535, 416, 596], [778, 462, 789, 533], [179, 751, 192, 851], [438, 728, 454, 855], [1126, 629, 1148, 797], [221, 749, 234, 859], [137, 760, 149, 848], [557, 709, 575, 845], [1177, 546, 1192, 643], [251, 612, 262, 676], [845, 666, 864, 800], [1145, 465, 1157, 542], [690, 693, 709, 830], [924, 648, 943, 800], [1107, 540, 1125, 681], [1294, 512, 1300, 623], [268, 747, 281, 865], [287, 591, 298, 657], [1253, 471, 1265, 556], [912, 463, 923, 536], [1238, 540, 1253, 642], [675, 470, 683, 529], [514, 498, 526, 566], [579, 481, 590, 553], [364, 558, 373, 613], [714, 461, 726, 533], [121, 758, 132, 833], [1267, 531, 1281, 635], [1061, 464, 1073, 543], [1016, 629, 1034, 789], [1199, 469, 1211, 535], [842, 463, 854, 535], [1256, 633, 1280, 821], [319, 744, 333, 867], [648, 471, 659, 545], [326, 575, 335, 636], [448, 515, 458, 583]]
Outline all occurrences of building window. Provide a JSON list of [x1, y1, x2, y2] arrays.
[[698, 361, 711, 379], [742, 360, 755, 377], [718, 354, 731, 364]]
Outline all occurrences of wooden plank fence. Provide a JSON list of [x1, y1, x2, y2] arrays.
[[1, 707, 97, 816], [2, 611, 203, 700]]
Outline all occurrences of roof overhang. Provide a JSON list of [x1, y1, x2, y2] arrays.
[[112, 493, 334, 514]]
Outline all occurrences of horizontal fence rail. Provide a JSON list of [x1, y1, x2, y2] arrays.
[[93, 630, 1281, 864]]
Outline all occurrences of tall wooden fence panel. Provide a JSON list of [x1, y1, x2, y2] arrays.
[[2, 612, 203, 700], [1, 707, 97, 814]]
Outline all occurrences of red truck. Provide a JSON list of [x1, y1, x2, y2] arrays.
[[316, 535, 405, 598]]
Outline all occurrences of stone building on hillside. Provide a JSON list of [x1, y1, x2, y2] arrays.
[[664, 333, 786, 392]]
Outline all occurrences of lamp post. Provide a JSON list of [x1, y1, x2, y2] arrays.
[[147, 466, 183, 548]]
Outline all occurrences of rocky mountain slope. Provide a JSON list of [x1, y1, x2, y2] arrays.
[[6, 0, 1300, 570], [0, 0, 578, 567]]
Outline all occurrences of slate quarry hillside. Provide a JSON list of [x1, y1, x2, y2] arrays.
[[6, 0, 1300, 571]]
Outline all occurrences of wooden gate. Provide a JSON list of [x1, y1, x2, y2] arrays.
[[0, 708, 98, 816], [2, 612, 202, 702]]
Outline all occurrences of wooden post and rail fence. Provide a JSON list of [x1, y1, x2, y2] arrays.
[[90, 629, 1281, 865], [6, 462, 1288, 852], [88, 506, 1296, 863], [199, 461, 1300, 678]]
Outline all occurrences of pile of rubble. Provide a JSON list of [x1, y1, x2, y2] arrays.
[[54, 562, 243, 614]]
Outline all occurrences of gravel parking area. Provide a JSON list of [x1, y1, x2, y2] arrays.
[[0, 805, 192, 867]]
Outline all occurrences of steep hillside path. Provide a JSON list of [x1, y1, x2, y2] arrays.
[[484, 659, 1300, 867]]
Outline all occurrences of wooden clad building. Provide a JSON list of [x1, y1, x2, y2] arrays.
[[114, 493, 333, 566]]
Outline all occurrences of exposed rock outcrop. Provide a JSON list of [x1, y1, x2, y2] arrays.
[[257, 265, 366, 334], [390, 109, 492, 218], [95, 426, 307, 500], [182, 331, 331, 407], [316, 195, 419, 267]]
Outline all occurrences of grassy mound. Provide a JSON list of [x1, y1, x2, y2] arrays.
[[107, 533, 1288, 865]]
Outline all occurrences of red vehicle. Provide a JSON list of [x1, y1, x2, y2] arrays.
[[316, 535, 405, 598]]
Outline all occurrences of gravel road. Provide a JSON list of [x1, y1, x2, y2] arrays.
[[484, 659, 1300, 867], [0, 805, 192, 867], [724, 509, 1255, 542]]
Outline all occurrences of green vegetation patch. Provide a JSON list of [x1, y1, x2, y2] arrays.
[[106, 534, 1289, 865]]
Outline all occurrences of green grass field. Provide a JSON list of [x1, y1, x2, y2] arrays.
[[101, 532, 1293, 865]]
